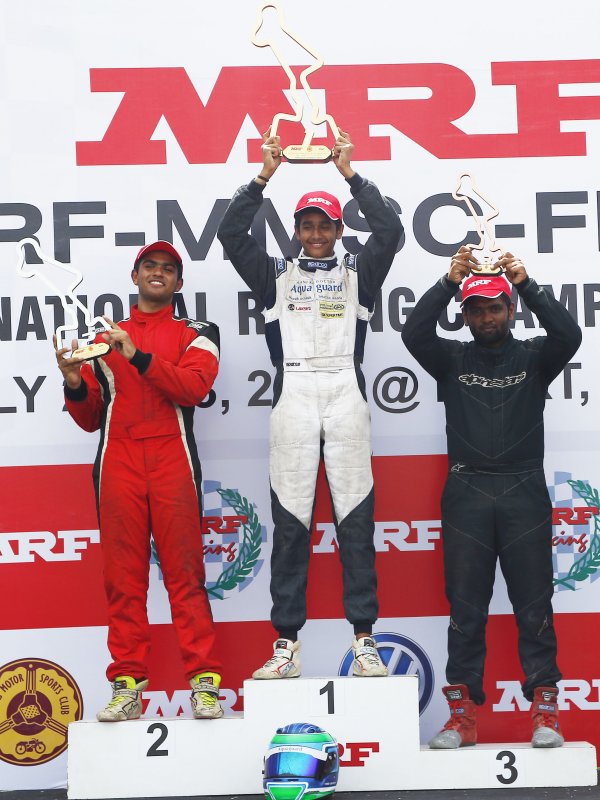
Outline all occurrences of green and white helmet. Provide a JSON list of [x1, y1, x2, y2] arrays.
[[263, 722, 340, 800]]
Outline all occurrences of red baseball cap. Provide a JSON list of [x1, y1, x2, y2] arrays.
[[461, 273, 512, 305], [134, 240, 183, 273], [294, 191, 343, 222]]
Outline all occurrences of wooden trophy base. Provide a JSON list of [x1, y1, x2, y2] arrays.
[[283, 144, 333, 163], [71, 342, 112, 361], [471, 258, 503, 276]]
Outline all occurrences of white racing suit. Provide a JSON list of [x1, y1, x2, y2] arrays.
[[218, 174, 403, 637]]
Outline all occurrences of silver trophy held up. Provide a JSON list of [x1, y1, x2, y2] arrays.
[[16, 237, 112, 361], [251, 1, 340, 163], [452, 174, 504, 274]]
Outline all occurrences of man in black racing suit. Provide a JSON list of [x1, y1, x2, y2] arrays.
[[402, 246, 581, 748], [218, 130, 402, 679]]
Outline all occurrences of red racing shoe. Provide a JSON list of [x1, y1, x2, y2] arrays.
[[531, 686, 564, 748], [428, 684, 477, 749]]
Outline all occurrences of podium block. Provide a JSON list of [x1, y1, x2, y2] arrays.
[[415, 743, 598, 790], [67, 676, 597, 799]]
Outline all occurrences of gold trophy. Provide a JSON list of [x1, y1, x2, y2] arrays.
[[251, 1, 340, 163], [452, 174, 504, 274], [16, 237, 111, 361]]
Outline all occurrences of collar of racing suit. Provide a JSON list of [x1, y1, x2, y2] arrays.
[[473, 331, 515, 358], [129, 303, 174, 323], [297, 254, 338, 272]]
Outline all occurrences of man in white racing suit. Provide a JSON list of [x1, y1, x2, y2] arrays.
[[217, 130, 403, 678]]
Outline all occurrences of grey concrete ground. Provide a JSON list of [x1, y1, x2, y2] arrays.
[[3, 781, 600, 800]]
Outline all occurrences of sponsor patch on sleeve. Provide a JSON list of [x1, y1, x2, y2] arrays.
[[345, 254, 357, 271], [184, 320, 220, 351], [184, 319, 208, 332], [274, 257, 287, 278]]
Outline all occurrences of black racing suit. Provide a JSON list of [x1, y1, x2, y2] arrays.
[[218, 174, 402, 638], [402, 275, 582, 703]]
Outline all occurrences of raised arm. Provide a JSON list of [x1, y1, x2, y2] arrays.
[[502, 253, 582, 383], [401, 246, 476, 379], [217, 131, 284, 303], [331, 131, 403, 302]]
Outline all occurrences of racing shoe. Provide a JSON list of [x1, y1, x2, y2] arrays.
[[190, 672, 224, 719], [531, 686, 564, 747], [428, 685, 477, 748], [352, 637, 388, 677], [96, 676, 148, 722], [252, 638, 301, 679]]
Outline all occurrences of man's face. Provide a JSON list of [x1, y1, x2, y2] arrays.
[[462, 295, 514, 347], [131, 251, 183, 304], [294, 210, 343, 259]]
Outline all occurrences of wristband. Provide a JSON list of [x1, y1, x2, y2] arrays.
[[257, 174, 270, 183]]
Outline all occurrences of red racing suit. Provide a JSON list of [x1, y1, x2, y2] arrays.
[[64, 303, 221, 681]]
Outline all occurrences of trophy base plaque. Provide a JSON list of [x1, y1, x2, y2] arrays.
[[283, 144, 333, 163], [471, 258, 503, 276], [71, 342, 112, 362]]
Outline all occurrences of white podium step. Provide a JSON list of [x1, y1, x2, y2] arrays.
[[67, 676, 597, 799], [415, 742, 597, 790]]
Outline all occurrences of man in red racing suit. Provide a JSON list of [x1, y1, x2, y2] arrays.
[[55, 241, 223, 721]]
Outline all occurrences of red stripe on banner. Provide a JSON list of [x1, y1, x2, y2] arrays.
[[2, 456, 450, 629], [0, 465, 108, 629]]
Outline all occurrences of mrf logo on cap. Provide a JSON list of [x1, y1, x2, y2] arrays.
[[294, 191, 343, 222], [461, 273, 512, 305]]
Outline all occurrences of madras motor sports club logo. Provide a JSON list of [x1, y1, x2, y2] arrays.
[[338, 633, 434, 715], [550, 472, 600, 592], [150, 480, 267, 599], [0, 658, 83, 766]]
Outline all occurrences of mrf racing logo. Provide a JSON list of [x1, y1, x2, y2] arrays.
[[0, 530, 99, 563], [315, 519, 441, 553], [338, 633, 434, 714], [494, 679, 600, 712], [0, 658, 83, 766], [75, 60, 600, 164], [550, 472, 600, 592], [150, 480, 266, 599]]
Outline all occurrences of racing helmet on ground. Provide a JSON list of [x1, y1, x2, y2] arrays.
[[263, 722, 340, 800]]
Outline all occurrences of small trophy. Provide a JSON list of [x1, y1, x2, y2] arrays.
[[251, 1, 340, 163], [16, 237, 112, 361], [452, 174, 503, 274]]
